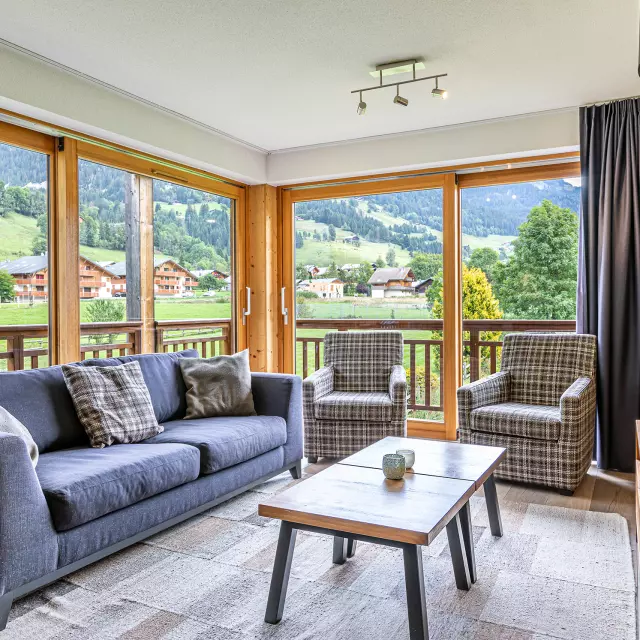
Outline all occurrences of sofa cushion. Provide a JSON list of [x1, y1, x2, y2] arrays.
[[79, 350, 199, 423], [314, 391, 393, 422], [36, 443, 201, 531], [470, 402, 562, 441], [0, 366, 88, 454], [145, 416, 287, 473]]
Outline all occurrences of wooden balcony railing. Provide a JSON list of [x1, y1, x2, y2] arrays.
[[296, 318, 577, 414], [155, 319, 231, 357]]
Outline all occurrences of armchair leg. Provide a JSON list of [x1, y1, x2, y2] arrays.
[[557, 488, 574, 496], [307, 456, 318, 464]]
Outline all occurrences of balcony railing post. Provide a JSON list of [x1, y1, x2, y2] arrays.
[[469, 328, 480, 382], [13, 334, 25, 372]]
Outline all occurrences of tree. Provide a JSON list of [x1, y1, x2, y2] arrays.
[[375, 255, 386, 268], [467, 247, 499, 282], [408, 253, 442, 280], [493, 200, 578, 319], [197, 273, 225, 291], [295, 231, 304, 249], [84, 299, 125, 323], [386, 247, 397, 267], [326, 261, 340, 278], [0, 270, 15, 302], [296, 265, 309, 281], [328, 224, 336, 241], [31, 235, 47, 255]]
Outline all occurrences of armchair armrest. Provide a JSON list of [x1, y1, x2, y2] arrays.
[[0, 433, 57, 597], [457, 371, 511, 431], [389, 364, 407, 420], [560, 376, 596, 439], [302, 366, 334, 404], [251, 373, 303, 466]]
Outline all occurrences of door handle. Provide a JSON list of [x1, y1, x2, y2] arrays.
[[242, 287, 251, 325], [281, 287, 289, 325]]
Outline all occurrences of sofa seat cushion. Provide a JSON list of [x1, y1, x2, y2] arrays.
[[145, 416, 287, 474], [37, 443, 201, 531], [470, 402, 561, 441], [314, 391, 393, 422]]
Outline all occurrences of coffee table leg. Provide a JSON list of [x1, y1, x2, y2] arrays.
[[265, 521, 297, 624], [403, 545, 429, 640], [333, 536, 348, 564], [446, 514, 471, 591], [458, 502, 477, 584], [484, 474, 503, 537], [347, 538, 357, 558]]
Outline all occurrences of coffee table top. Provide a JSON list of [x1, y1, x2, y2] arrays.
[[258, 464, 475, 545], [339, 436, 506, 489]]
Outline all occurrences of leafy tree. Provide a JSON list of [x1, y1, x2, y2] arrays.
[[328, 224, 336, 241], [295, 232, 304, 249], [467, 247, 499, 282], [408, 253, 442, 280], [197, 273, 225, 291], [31, 235, 47, 255], [296, 265, 309, 280], [493, 200, 578, 319], [326, 261, 340, 278], [354, 263, 374, 285], [0, 270, 16, 302], [386, 247, 397, 267], [375, 255, 386, 268], [84, 299, 125, 323]]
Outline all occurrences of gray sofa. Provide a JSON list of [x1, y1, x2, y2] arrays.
[[0, 349, 303, 629]]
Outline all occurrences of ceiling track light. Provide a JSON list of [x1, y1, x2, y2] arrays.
[[351, 59, 448, 113]]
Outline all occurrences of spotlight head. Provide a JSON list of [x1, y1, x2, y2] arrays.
[[393, 94, 409, 107], [432, 87, 448, 99], [357, 100, 367, 115]]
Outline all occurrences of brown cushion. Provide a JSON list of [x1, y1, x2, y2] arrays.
[[62, 361, 162, 448], [179, 350, 256, 419]]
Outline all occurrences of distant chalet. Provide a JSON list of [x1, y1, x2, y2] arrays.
[[367, 267, 416, 298]]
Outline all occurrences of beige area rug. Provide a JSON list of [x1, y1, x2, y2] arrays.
[[5, 471, 636, 640]]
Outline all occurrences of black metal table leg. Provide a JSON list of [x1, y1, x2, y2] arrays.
[[446, 514, 471, 591], [484, 473, 503, 537], [403, 545, 429, 640], [346, 538, 357, 558], [265, 521, 297, 624], [333, 536, 348, 564], [458, 501, 477, 583]]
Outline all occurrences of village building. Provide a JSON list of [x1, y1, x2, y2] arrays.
[[413, 278, 434, 296], [342, 235, 360, 244], [106, 258, 198, 297], [340, 263, 361, 272], [367, 267, 416, 298], [297, 278, 344, 299]]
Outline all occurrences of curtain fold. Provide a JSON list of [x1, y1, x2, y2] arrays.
[[577, 98, 640, 472]]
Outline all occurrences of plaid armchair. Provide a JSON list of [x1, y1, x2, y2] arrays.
[[303, 331, 407, 461], [458, 333, 597, 493]]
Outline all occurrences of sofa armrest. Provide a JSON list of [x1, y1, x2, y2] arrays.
[[560, 376, 596, 440], [389, 364, 407, 420], [0, 433, 58, 597], [457, 371, 511, 431], [251, 373, 303, 466]]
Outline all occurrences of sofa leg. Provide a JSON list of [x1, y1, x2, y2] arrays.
[[307, 456, 318, 464], [289, 461, 302, 480], [0, 592, 13, 631]]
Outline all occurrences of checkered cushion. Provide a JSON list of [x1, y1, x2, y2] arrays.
[[62, 361, 162, 448], [470, 402, 561, 441], [314, 391, 393, 422], [324, 331, 404, 392], [501, 333, 597, 405]]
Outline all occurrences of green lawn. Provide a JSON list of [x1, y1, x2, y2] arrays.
[[0, 213, 41, 261]]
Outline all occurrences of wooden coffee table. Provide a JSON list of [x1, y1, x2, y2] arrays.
[[259, 464, 476, 640], [339, 436, 507, 583]]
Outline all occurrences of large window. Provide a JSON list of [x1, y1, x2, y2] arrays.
[[460, 175, 581, 382], [0, 141, 49, 370], [293, 189, 445, 421], [152, 180, 233, 356]]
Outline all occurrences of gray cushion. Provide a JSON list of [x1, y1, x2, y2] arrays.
[[36, 443, 201, 531], [0, 405, 39, 466], [470, 402, 562, 441], [179, 350, 255, 419], [146, 415, 287, 473], [314, 391, 393, 421], [63, 361, 163, 448], [80, 350, 199, 423]]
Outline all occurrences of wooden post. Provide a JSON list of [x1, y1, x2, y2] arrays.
[[139, 176, 156, 352], [469, 328, 480, 382], [50, 137, 80, 364], [124, 173, 142, 323]]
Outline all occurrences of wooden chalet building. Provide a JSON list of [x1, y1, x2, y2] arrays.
[[107, 258, 198, 297]]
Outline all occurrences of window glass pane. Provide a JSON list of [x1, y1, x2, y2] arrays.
[[78, 160, 140, 357], [0, 141, 49, 370], [461, 177, 581, 382], [152, 180, 232, 356], [294, 190, 444, 421]]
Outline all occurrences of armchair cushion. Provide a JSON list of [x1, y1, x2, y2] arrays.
[[314, 391, 393, 422], [470, 402, 562, 441]]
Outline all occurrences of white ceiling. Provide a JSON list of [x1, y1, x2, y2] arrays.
[[0, 0, 638, 152]]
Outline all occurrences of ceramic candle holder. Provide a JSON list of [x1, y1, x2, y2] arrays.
[[382, 453, 406, 480], [396, 449, 415, 469]]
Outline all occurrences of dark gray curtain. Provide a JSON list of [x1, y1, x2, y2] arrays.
[[578, 98, 640, 473]]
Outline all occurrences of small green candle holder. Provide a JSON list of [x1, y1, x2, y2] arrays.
[[382, 453, 406, 480]]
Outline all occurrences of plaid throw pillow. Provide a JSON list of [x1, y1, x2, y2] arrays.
[[62, 361, 163, 448]]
